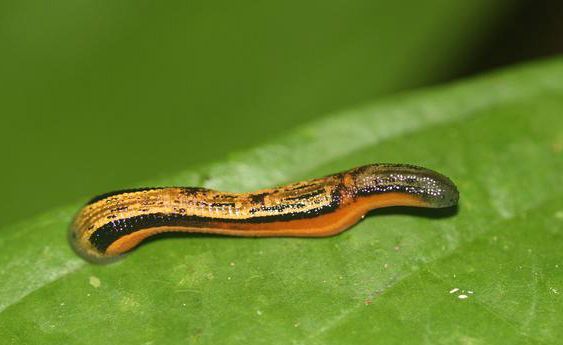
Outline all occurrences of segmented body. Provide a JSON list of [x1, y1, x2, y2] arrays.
[[70, 164, 459, 262]]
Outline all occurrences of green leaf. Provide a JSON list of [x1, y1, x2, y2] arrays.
[[1, 58, 562, 344]]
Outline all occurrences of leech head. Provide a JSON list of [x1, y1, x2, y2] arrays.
[[350, 164, 459, 208]]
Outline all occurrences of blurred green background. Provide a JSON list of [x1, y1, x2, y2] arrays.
[[1, 0, 562, 227]]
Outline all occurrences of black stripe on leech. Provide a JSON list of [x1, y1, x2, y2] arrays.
[[283, 189, 325, 201], [89, 201, 340, 252], [208, 202, 237, 208], [249, 202, 307, 214], [89, 184, 346, 253], [249, 193, 268, 204]]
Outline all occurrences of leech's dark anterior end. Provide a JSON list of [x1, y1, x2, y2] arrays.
[[69, 163, 459, 263]]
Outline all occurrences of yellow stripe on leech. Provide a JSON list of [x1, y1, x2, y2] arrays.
[[103, 191, 429, 256]]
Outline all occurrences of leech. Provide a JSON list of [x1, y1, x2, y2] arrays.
[[70, 164, 459, 263]]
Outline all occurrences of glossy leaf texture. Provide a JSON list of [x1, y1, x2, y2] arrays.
[[1, 58, 562, 344]]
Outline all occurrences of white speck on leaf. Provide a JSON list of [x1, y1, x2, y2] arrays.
[[89, 276, 101, 288], [458, 294, 469, 299], [449, 288, 459, 294]]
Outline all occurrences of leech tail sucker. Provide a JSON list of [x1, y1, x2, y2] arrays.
[[70, 163, 459, 263]]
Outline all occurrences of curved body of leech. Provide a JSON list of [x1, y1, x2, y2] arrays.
[[70, 164, 459, 263]]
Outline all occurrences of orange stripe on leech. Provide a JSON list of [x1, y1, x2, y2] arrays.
[[105, 227, 172, 255], [104, 207, 362, 255], [359, 191, 429, 209], [104, 192, 429, 256]]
